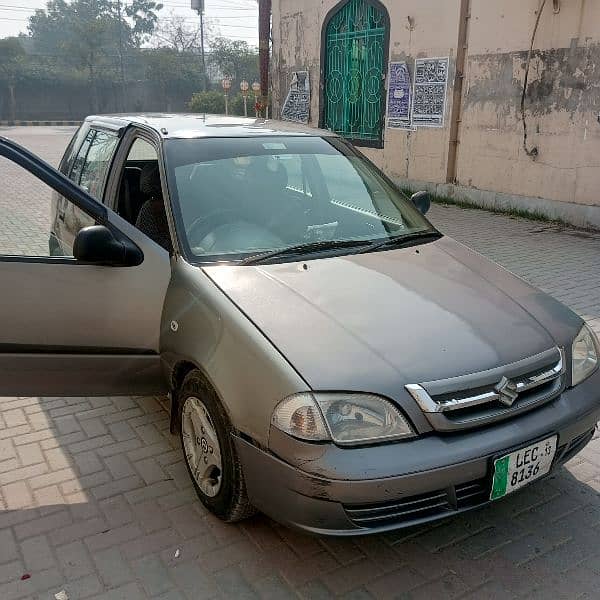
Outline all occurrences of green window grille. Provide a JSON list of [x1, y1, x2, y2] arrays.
[[324, 0, 386, 143]]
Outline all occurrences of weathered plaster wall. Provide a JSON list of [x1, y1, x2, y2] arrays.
[[272, 0, 600, 224], [272, 0, 461, 184], [460, 0, 600, 210]]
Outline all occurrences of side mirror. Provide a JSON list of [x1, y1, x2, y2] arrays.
[[411, 191, 431, 215], [73, 225, 143, 267]]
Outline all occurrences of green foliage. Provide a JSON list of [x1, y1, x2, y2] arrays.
[[189, 91, 257, 117], [189, 90, 225, 114], [27, 0, 162, 55], [209, 37, 259, 91], [145, 48, 206, 110], [126, 0, 164, 46], [0, 1, 260, 118], [23, 0, 163, 109], [0, 38, 26, 83]]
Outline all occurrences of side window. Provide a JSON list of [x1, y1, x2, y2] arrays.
[[69, 129, 94, 184], [0, 155, 95, 258], [126, 138, 157, 161], [79, 130, 119, 200], [115, 136, 172, 252], [59, 125, 88, 176], [116, 137, 160, 226]]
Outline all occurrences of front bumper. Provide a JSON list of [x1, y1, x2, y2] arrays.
[[235, 372, 600, 536]]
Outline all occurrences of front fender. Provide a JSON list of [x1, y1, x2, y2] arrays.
[[160, 258, 307, 446]]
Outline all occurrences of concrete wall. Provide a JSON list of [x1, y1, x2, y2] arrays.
[[0, 80, 196, 122], [272, 0, 600, 229]]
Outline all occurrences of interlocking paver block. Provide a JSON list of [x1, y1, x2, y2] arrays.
[[214, 565, 260, 600], [16, 442, 44, 466], [168, 561, 218, 599], [89, 581, 146, 600], [0, 528, 19, 564], [21, 534, 56, 571], [73, 451, 104, 476], [80, 418, 108, 439], [14, 509, 72, 540], [56, 539, 95, 580], [50, 516, 108, 548], [3, 408, 27, 428], [93, 547, 135, 588], [3, 480, 34, 509], [103, 455, 136, 480], [0, 439, 16, 461], [55, 414, 81, 435], [131, 554, 175, 597]]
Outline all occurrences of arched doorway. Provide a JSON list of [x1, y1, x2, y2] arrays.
[[321, 0, 389, 148]]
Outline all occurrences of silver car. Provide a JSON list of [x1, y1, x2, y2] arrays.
[[1, 115, 598, 536]]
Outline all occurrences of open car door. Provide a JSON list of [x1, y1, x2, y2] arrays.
[[0, 136, 170, 396]]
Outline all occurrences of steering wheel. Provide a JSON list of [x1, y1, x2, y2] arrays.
[[186, 208, 247, 247]]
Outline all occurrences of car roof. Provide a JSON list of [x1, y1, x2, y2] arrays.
[[85, 113, 336, 140]]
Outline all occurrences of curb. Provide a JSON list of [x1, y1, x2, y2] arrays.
[[0, 120, 81, 127]]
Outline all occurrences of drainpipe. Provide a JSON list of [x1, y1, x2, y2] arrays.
[[446, 0, 471, 184]]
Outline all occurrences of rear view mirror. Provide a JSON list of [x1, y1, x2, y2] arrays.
[[411, 191, 431, 215], [73, 225, 143, 267]]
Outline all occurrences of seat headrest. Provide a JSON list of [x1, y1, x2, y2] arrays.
[[140, 163, 162, 198]]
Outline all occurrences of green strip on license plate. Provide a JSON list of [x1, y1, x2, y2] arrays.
[[491, 455, 510, 500]]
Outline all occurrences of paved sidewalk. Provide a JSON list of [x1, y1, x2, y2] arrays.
[[0, 127, 598, 599]]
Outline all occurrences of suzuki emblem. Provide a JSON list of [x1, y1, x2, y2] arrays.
[[495, 376, 519, 407]]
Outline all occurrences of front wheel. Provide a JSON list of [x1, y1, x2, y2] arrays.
[[178, 371, 256, 522]]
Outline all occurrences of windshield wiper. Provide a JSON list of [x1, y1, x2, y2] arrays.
[[241, 239, 374, 265], [357, 231, 443, 254]]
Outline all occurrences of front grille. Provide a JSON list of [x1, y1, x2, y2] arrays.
[[455, 479, 489, 508], [406, 347, 565, 431], [344, 478, 489, 528]]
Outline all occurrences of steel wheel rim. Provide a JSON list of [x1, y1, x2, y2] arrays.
[[182, 396, 223, 497]]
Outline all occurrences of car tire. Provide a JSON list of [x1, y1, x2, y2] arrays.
[[178, 370, 256, 522]]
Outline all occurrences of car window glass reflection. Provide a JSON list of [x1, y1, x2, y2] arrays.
[[166, 136, 433, 261]]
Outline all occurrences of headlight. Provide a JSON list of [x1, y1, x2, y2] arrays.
[[271, 392, 415, 446], [571, 324, 599, 386]]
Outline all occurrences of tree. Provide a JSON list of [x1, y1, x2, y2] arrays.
[[27, 0, 163, 111], [0, 38, 26, 120], [145, 48, 205, 111], [125, 0, 163, 46], [208, 37, 259, 90], [151, 12, 215, 53]]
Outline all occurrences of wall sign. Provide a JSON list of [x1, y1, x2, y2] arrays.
[[386, 62, 412, 129], [281, 71, 310, 124], [411, 57, 449, 128]]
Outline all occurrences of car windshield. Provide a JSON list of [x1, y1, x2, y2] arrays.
[[164, 135, 436, 263]]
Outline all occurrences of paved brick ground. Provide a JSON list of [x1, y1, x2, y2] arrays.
[[0, 127, 599, 599]]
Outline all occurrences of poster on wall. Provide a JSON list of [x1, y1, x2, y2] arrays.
[[281, 71, 310, 124], [411, 57, 449, 128], [386, 62, 413, 129]]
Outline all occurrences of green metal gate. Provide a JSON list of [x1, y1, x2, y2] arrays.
[[323, 0, 387, 144]]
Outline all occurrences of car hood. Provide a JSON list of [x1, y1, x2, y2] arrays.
[[203, 237, 579, 403]]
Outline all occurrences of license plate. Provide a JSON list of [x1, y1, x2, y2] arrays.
[[491, 435, 557, 500]]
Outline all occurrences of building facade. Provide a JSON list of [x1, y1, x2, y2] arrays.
[[271, 0, 600, 228]]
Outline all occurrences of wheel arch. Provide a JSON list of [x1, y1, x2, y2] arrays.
[[169, 359, 236, 434]]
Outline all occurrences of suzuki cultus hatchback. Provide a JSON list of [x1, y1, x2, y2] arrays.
[[1, 114, 598, 535]]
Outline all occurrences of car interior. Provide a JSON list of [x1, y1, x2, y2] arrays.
[[174, 155, 311, 254], [116, 140, 172, 252]]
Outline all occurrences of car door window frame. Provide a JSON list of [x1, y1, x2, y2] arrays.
[[75, 127, 121, 201], [59, 124, 88, 176], [0, 135, 138, 266], [105, 127, 178, 255]]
